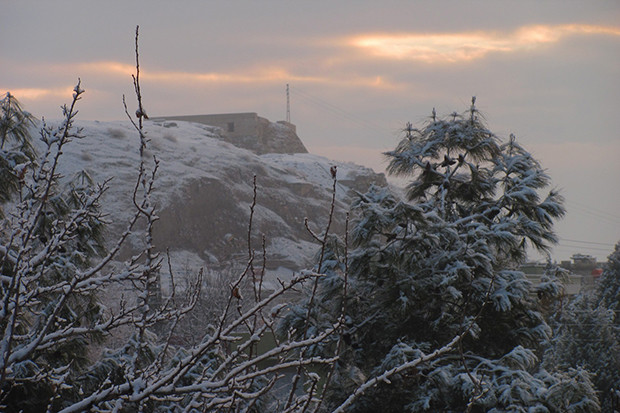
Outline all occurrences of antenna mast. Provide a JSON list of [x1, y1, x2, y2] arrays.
[[286, 84, 291, 123]]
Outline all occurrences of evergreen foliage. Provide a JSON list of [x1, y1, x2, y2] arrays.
[[544, 242, 620, 411], [598, 242, 620, 321], [0, 92, 36, 213], [0, 86, 110, 411], [283, 100, 599, 411]]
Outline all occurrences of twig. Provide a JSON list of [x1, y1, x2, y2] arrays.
[[285, 165, 339, 409], [313, 211, 350, 413]]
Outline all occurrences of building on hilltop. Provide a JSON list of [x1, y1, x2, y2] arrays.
[[151, 112, 308, 155]]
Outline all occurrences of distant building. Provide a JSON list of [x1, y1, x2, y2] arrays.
[[521, 262, 582, 296], [151, 112, 308, 155], [560, 253, 604, 290], [561, 254, 598, 274], [521, 253, 605, 296]]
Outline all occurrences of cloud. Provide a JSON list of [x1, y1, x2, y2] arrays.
[[2, 87, 75, 101], [74, 61, 310, 84], [66, 61, 402, 90], [348, 24, 620, 63]]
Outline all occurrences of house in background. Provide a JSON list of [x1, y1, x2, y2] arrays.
[[521, 253, 605, 296], [560, 253, 605, 290]]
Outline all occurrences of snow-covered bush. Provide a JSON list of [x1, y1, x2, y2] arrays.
[[282, 100, 600, 411]]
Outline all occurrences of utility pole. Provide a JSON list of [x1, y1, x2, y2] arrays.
[[286, 84, 290, 123]]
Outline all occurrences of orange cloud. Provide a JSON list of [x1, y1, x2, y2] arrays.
[[349, 24, 620, 63], [3, 87, 75, 101], [72, 61, 325, 84], [65, 61, 400, 90], [4, 52, 402, 95], [76, 61, 135, 76]]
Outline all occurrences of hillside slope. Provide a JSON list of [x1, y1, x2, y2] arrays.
[[48, 118, 387, 288]]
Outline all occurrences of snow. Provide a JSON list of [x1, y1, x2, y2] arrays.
[[35, 117, 386, 289], [44, 117, 379, 211], [261, 152, 376, 192]]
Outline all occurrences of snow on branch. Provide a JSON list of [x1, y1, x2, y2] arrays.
[[332, 333, 462, 413]]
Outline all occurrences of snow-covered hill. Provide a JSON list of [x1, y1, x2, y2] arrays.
[[47, 118, 387, 289]]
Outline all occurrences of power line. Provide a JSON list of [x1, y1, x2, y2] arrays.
[[565, 200, 620, 225], [554, 238, 616, 255], [559, 238, 615, 247], [566, 198, 620, 221], [567, 206, 620, 225], [554, 245, 612, 253]]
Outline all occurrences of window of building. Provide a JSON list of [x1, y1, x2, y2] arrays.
[[227, 122, 235, 132]]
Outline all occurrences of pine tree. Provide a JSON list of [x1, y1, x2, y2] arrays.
[[283, 100, 599, 411], [598, 241, 620, 410], [0, 92, 36, 214], [0, 88, 110, 411], [598, 241, 620, 323], [544, 242, 620, 411]]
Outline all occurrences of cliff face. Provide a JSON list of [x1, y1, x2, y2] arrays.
[[254, 117, 308, 154], [52, 119, 387, 285], [151, 113, 308, 155]]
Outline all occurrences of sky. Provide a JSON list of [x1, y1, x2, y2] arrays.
[[2, 0, 619, 262]]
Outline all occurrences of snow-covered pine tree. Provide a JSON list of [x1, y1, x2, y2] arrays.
[[544, 294, 619, 412], [0, 86, 114, 411], [597, 241, 620, 410], [0, 92, 36, 215], [598, 241, 620, 325], [544, 242, 620, 411], [282, 99, 599, 411]]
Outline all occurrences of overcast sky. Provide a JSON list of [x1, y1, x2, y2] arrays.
[[2, 1, 619, 261]]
